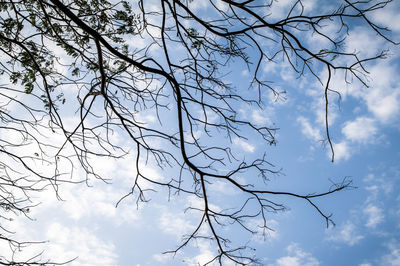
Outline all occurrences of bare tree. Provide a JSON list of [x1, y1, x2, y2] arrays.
[[0, 0, 397, 264]]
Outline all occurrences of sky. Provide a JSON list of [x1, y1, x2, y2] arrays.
[[1, 0, 400, 265]]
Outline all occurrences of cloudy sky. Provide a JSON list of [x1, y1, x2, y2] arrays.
[[1, 0, 400, 265]]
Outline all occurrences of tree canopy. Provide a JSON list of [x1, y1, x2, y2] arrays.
[[0, 0, 398, 265]]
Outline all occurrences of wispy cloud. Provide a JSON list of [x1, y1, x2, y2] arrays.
[[364, 62, 400, 123], [296, 17, 400, 161], [297, 116, 322, 141], [251, 109, 272, 126], [249, 219, 279, 244], [363, 204, 385, 228], [345, 26, 385, 58], [327, 221, 364, 246], [158, 208, 195, 236], [43, 223, 119, 266], [272, 243, 320, 266], [1, 221, 119, 266], [332, 141, 351, 161], [371, 2, 400, 32], [233, 137, 256, 153], [342, 117, 377, 143], [381, 241, 400, 266], [183, 240, 217, 266]]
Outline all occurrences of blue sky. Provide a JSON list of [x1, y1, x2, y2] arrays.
[[1, 0, 400, 265]]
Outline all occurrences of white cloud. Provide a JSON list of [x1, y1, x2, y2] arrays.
[[363, 204, 384, 228], [264, 0, 293, 20], [263, 60, 278, 74], [198, 109, 219, 125], [241, 69, 250, 76], [297, 116, 356, 162], [184, 130, 202, 143], [342, 117, 378, 143], [3, 222, 119, 266], [345, 27, 384, 58], [300, 21, 400, 162], [332, 141, 351, 161], [324, 57, 400, 126], [183, 240, 217, 266], [252, 109, 272, 126], [365, 184, 380, 203], [265, 0, 317, 21], [364, 89, 400, 123], [381, 241, 400, 266], [297, 116, 322, 141], [233, 137, 255, 153], [188, 245, 216, 265], [208, 180, 239, 196], [44, 223, 119, 266], [249, 219, 279, 244], [62, 186, 124, 221], [153, 253, 177, 264], [364, 173, 394, 199], [187, 0, 209, 11], [158, 207, 195, 236], [185, 195, 221, 214], [327, 221, 364, 246], [215, 0, 228, 11], [273, 243, 320, 266], [34, 178, 142, 226], [361, 60, 400, 123], [302, 0, 317, 13], [153, 254, 167, 263], [371, 2, 400, 32]]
